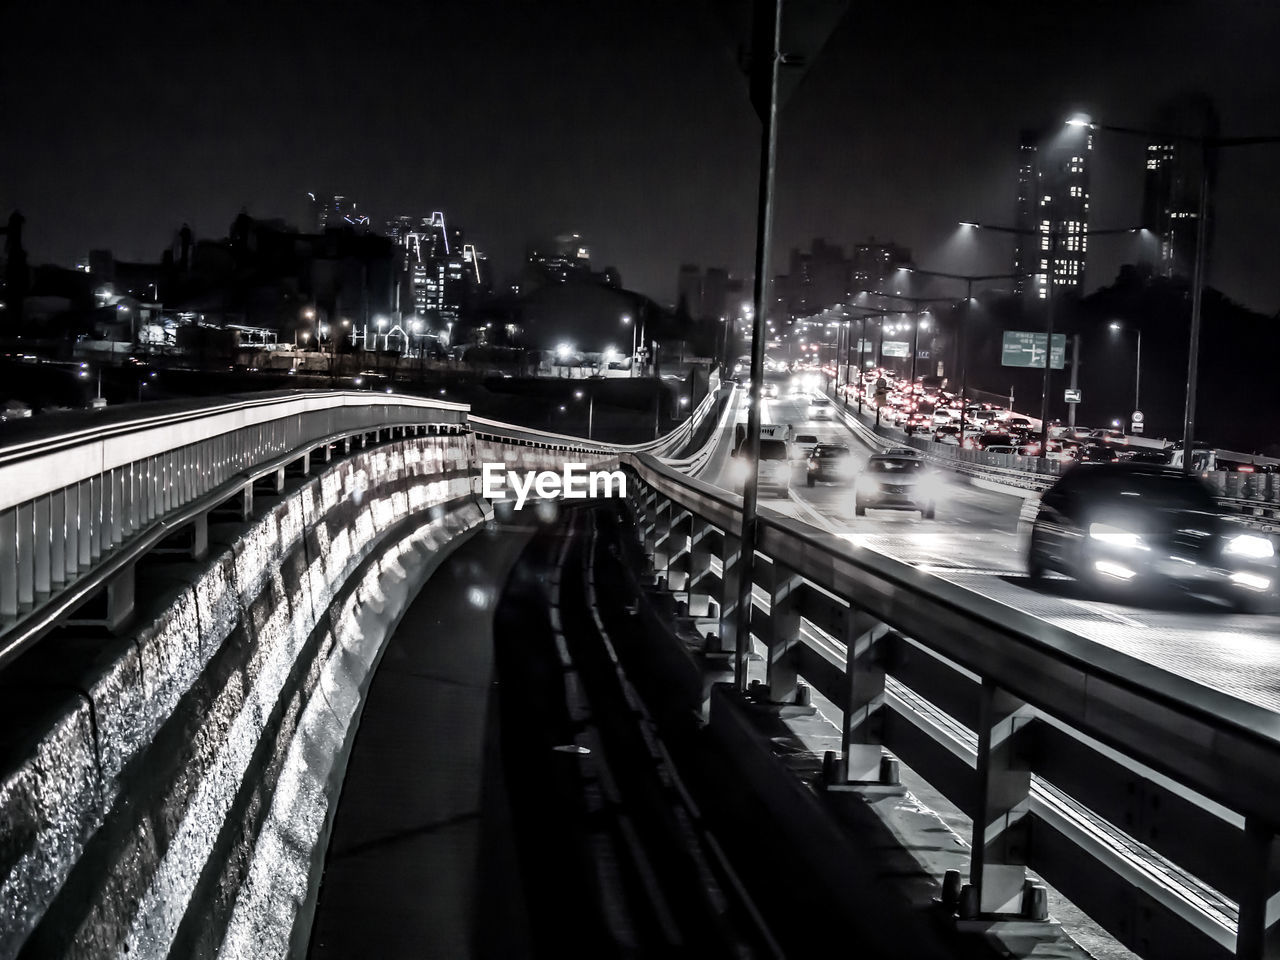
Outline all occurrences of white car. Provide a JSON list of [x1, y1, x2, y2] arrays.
[[807, 396, 834, 420]]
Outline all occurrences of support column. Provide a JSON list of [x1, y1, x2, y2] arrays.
[[969, 681, 1034, 916], [16, 501, 34, 608], [1234, 818, 1280, 960], [765, 562, 801, 703], [685, 517, 713, 616], [0, 509, 16, 617], [840, 611, 889, 782], [33, 495, 51, 597], [715, 528, 742, 656]]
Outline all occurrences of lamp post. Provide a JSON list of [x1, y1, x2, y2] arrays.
[[622, 314, 636, 377], [1067, 115, 1280, 471], [959, 221, 1144, 461], [1109, 321, 1143, 414]]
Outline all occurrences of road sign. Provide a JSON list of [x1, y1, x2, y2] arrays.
[[856, 339, 874, 353], [1131, 421, 1144, 434], [1131, 410, 1144, 424], [1064, 388, 1081, 403], [917, 350, 930, 359], [1001, 331, 1066, 369], [881, 340, 910, 358]]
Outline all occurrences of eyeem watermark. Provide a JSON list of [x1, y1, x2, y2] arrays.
[[482, 462, 627, 510]]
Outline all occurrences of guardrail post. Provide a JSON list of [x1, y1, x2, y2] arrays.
[[1235, 818, 1280, 960], [969, 680, 1034, 916], [840, 612, 889, 782], [641, 491, 660, 558], [651, 498, 673, 573], [686, 518, 713, 616], [33, 495, 51, 598], [715, 528, 742, 656], [0, 508, 16, 617], [766, 562, 802, 704], [664, 509, 693, 590], [16, 501, 34, 609]]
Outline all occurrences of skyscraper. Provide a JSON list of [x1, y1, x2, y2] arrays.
[[1012, 124, 1092, 298], [1141, 97, 1217, 280]]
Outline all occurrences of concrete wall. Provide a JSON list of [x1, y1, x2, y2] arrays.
[[0, 437, 488, 960]]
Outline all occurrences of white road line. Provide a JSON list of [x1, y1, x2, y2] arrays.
[[786, 488, 844, 535]]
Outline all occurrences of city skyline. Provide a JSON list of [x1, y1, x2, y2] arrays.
[[4, 2, 1280, 311]]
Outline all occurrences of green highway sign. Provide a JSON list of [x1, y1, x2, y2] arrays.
[[881, 340, 910, 358], [1001, 330, 1065, 369]]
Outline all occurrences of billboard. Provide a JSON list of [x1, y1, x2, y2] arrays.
[[881, 340, 910, 358]]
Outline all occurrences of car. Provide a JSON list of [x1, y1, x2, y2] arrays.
[[934, 424, 961, 445], [791, 433, 821, 459], [904, 413, 932, 435], [1091, 428, 1128, 444], [763, 382, 780, 398], [1077, 443, 1120, 463], [1121, 448, 1170, 465], [807, 396, 834, 420], [855, 451, 940, 518], [805, 442, 854, 486], [1026, 463, 1280, 611], [1005, 416, 1033, 431], [976, 431, 1013, 450], [729, 437, 791, 495]]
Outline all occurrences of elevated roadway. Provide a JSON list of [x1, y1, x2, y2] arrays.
[[707, 388, 1280, 715]]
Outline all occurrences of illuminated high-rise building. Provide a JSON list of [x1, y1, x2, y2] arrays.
[[1012, 124, 1092, 298], [1141, 97, 1217, 280]]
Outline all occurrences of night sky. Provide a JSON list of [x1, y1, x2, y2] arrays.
[[5, 1, 1279, 311]]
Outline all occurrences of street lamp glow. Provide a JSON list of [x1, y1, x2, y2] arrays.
[[958, 221, 981, 229], [621, 314, 632, 325], [556, 342, 573, 359], [1066, 114, 1094, 128]]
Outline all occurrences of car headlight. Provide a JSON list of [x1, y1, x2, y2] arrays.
[[1226, 533, 1276, 560], [1088, 522, 1147, 551]]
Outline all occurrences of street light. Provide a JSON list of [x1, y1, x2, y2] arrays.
[[1068, 113, 1280, 471], [958, 220, 1144, 460], [1109, 321, 1143, 415]]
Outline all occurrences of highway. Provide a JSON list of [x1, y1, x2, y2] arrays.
[[705, 383, 1280, 714]]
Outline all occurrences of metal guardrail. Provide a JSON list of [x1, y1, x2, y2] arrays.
[[0, 391, 472, 667], [617, 451, 1280, 960]]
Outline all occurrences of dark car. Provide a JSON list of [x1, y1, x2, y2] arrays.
[[1026, 463, 1279, 611], [805, 443, 854, 486], [855, 452, 940, 518], [1077, 443, 1119, 463], [1121, 449, 1170, 465]]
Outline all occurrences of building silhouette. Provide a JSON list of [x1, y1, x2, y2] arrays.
[[1012, 124, 1093, 298], [1142, 96, 1218, 280]]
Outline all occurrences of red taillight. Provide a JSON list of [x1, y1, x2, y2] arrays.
[[1239, 465, 1256, 473]]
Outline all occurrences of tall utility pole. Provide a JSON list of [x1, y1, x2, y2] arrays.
[[1068, 334, 1081, 428], [732, 0, 782, 693]]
